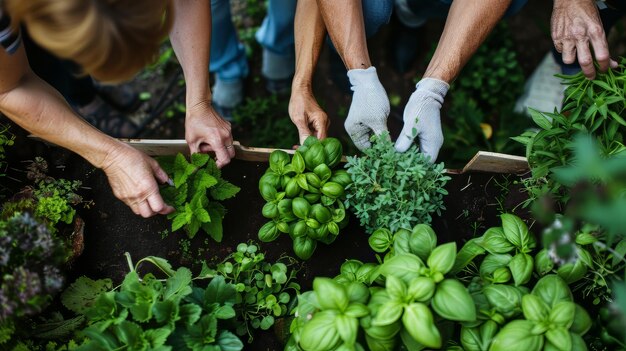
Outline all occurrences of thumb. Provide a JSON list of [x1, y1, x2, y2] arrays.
[[394, 124, 417, 153], [297, 126, 313, 146], [369, 120, 388, 136]]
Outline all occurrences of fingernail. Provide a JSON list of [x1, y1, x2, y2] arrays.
[[167, 178, 174, 186]]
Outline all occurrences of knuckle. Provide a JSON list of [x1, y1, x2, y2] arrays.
[[588, 25, 604, 37]]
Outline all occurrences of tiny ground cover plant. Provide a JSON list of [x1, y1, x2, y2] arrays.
[[159, 153, 240, 242], [257, 137, 351, 260], [344, 131, 450, 234]]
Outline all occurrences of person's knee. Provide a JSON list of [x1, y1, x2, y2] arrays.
[[362, 0, 393, 37]]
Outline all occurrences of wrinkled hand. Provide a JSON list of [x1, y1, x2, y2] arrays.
[[344, 67, 390, 150], [185, 100, 235, 168], [394, 78, 449, 163], [552, 0, 618, 79], [101, 143, 174, 218], [289, 88, 329, 145]]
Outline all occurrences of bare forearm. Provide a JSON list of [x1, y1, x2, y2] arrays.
[[316, 0, 371, 69], [0, 72, 120, 168], [292, 0, 326, 92], [170, 0, 212, 107], [424, 0, 511, 83]]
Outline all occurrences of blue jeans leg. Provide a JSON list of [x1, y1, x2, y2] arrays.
[[363, 0, 393, 38], [404, 0, 528, 20], [255, 0, 297, 57], [210, 0, 249, 81]]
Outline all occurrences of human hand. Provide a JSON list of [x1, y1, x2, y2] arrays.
[[394, 78, 449, 163], [344, 67, 390, 150], [185, 100, 235, 168], [552, 0, 618, 79], [101, 143, 174, 218], [289, 88, 329, 145]]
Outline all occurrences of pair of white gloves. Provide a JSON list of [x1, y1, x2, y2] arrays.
[[344, 66, 449, 162]]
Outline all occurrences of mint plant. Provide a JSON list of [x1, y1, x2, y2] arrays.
[[344, 132, 450, 234], [159, 153, 240, 241], [209, 242, 301, 342]]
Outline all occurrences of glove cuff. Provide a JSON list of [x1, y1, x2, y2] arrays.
[[415, 78, 449, 98], [347, 66, 381, 88]]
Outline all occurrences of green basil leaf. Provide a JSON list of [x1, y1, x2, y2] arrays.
[[379, 254, 423, 285], [522, 294, 550, 322], [489, 320, 544, 351], [364, 321, 401, 341], [509, 253, 534, 286], [480, 227, 515, 254], [569, 304, 591, 335], [492, 267, 512, 284], [532, 275, 572, 308], [322, 137, 343, 168], [344, 302, 369, 318], [336, 314, 358, 345], [292, 197, 311, 219], [402, 303, 441, 349], [314, 278, 349, 312], [329, 169, 352, 188], [299, 310, 341, 351], [570, 332, 587, 351], [270, 150, 291, 172], [407, 277, 435, 302], [369, 228, 394, 253], [480, 254, 513, 278], [432, 279, 476, 322], [386, 275, 408, 300], [461, 325, 483, 351], [296, 173, 309, 191], [393, 229, 411, 256], [314, 163, 333, 183], [549, 301, 576, 329], [545, 328, 571, 351], [408, 224, 438, 261], [399, 327, 425, 351], [556, 261, 587, 285], [258, 221, 280, 242], [501, 214, 534, 251], [303, 142, 326, 171], [427, 242, 456, 275], [293, 236, 317, 260], [365, 334, 397, 351], [372, 301, 404, 326], [534, 249, 554, 276], [345, 282, 370, 305], [262, 202, 279, 219], [260, 183, 278, 202], [292, 151, 306, 174], [484, 285, 523, 317]]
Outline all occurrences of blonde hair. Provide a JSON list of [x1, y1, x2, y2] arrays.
[[6, 0, 173, 83]]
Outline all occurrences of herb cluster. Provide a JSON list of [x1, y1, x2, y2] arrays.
[[159, 153, 240, 241], [258, 137, 351, 260], [209, 242, 301, 341], [344, 132, 450, 234]]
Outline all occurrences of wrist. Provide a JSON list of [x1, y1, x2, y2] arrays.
[[415, 78, 450, 98]]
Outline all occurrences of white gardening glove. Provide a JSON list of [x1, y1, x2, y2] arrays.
[[344, 67, 390, 150], [394, 78, 449, 163]]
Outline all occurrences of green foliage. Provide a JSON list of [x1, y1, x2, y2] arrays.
[[344, 132, 450, 233], [159, 153, 240, 241], [288, 224, 477, 351], [209, 242, 301, 342], [233, 95, 297, 149], [61, 257, 244, 351], [0, 122, 15, 178], [514, 59, 626, 207], [258, 137, 350, 260]]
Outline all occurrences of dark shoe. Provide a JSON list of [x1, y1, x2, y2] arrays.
[[76, 97, 140, 138], [93, 81, 141, 113]]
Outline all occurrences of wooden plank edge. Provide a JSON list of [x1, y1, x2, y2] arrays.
[[461, 151, 529, 174]]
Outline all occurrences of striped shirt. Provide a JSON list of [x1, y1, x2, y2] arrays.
[[0, 6, 21, 55]]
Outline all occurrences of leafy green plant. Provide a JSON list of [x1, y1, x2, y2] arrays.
[[159, 153, 240, 241], [514, 59, 626, 208], [287, 223, 477, 351], [209, 242, 301, 342], [258, 137, 351, 260], [344, 132, 450, 234], [60, 254, 244, 351]]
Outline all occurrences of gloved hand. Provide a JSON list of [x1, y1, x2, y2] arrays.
[[344, 67, 390, 150], [394, 78, 449, 162]]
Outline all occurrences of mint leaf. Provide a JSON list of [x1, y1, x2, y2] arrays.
[[194, 172, 218, 192], [210, 179, 241, 200], [173, 153, 196, 188], [191, 153, 210, 167]]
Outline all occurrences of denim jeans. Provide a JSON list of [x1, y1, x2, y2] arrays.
[[210, 0, 393, 81]]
